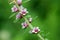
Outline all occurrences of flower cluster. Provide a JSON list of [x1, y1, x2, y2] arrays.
[[10, 0, 40, 34]]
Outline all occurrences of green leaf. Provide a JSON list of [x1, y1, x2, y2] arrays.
[[9, 13, 16, 19], [23, 0, 30, 3], [13, 19, 20, 23], [25, 15, 31, 18]]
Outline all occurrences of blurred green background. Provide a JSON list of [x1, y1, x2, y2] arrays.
[[0, 0, 60, 40]]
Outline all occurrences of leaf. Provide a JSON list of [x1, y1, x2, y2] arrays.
[[9, 13, 16, 19], [25, 15, 31, 18], [13, 19, 19, 23], [23, 0, 30, 3], [33, 16, 38, 20]]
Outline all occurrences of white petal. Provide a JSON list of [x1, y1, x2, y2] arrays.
[[38, 29, 40, 31], [11, 8, 14, 12], [22, 26, 25, 29], [21, 23, 23, 25], [24, 8, 27, 11], [20, 5, 24, 10], [36, 27, 39, 29], [32, 30, 35, 33], [35, 32, 37, 33], [26, 11, 28, 13], [29, 18, 32, 21], [23, 14, 26, 15]]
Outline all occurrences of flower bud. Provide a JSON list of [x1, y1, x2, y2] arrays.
[[28, 18, 32, 23], [20, 6, 28, 15], [17, 0, 22, 6]]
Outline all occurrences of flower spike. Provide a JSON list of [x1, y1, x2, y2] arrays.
[[9, 0, 45, 40]]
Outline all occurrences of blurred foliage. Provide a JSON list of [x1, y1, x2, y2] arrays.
[[0, 0, 60, 40]]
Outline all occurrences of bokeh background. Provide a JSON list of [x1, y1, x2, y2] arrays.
[[0, 0, 60, 40]]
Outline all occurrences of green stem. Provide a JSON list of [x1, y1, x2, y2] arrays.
[[37, 34, 44, 40], [12, 0, 44, 40], [23, 17, 33, 29]]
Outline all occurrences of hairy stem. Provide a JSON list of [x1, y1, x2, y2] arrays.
[[12, 0, 44, 40]]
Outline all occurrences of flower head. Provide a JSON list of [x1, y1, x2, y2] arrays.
[[20, 8, 28, 15], [20, 6, 28, 15], [30, 27, 40, 34], [11, 5, 18, 12], [21, 22, 28, 29], [16, 13, 22, 19], [17, 0, 22, 6]]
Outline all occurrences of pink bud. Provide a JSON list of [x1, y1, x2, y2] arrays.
[[17, 0, 22, 6], [28, 18, 32, 23], [21, 22, 28, 29], [11, 5, 18, 12]]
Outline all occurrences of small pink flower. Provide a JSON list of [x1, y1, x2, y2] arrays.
[[30, 27, 40, 34], [21, 22, 28, 29], [17, 0, 22, 6], [11, 5, 18, 12], [20, 8, 28, 16], [16, 13, 22, 19], [28, 18, 32, 23]]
